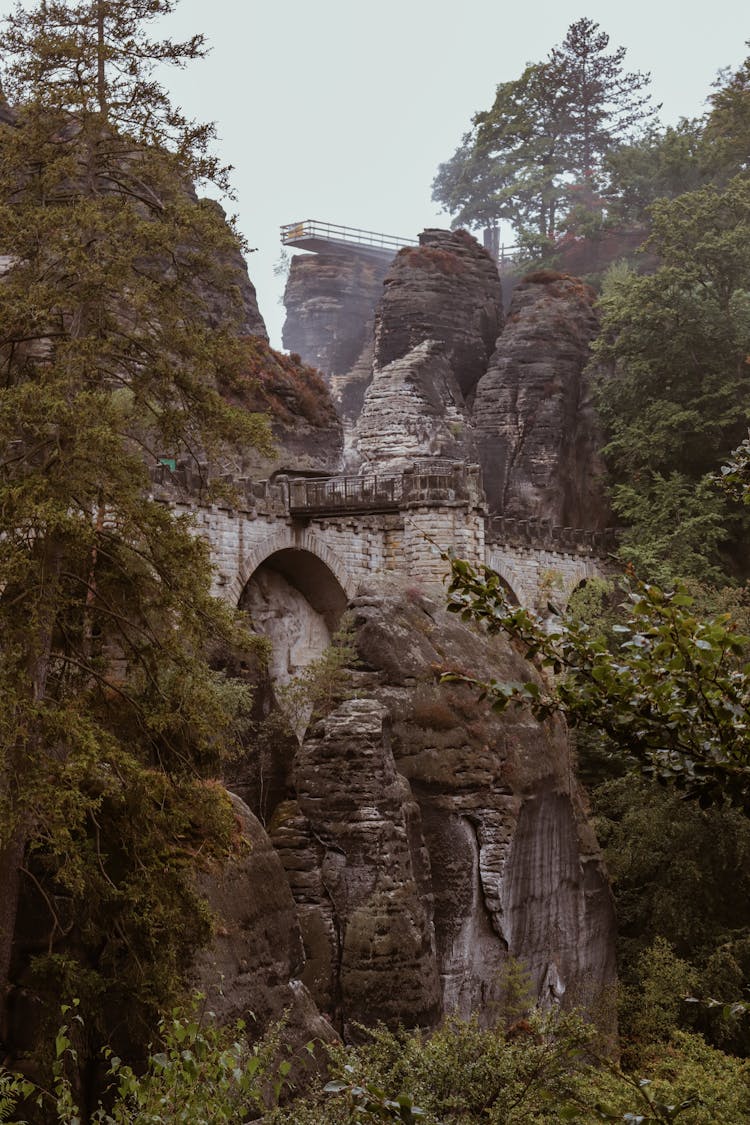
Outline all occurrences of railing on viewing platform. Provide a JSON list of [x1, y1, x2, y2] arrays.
[[280, 219, 417, 257]]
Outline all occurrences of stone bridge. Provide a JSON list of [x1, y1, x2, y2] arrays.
[[153, 460, 615, 623]]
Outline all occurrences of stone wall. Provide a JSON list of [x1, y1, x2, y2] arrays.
[[155, 478, 607, 616], [167, 498, 487, 605], [487, 543, 605, 609]]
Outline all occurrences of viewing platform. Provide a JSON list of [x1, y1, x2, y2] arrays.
[[280, 219, 417, 263]]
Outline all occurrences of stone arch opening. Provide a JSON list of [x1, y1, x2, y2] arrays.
[[239, 547, 349, 687], [494, 572, 520, 607]]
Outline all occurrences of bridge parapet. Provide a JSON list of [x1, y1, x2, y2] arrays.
[[288, 460, 485, 518], [487, 516, 618, 559], [150, 460, 290, 517]]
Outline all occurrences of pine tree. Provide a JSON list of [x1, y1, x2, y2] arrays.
[[432, 19, 657, 247], [549, 17, 656, 183], [433, 63, 570, 246], [0, 0, 269, 1061]]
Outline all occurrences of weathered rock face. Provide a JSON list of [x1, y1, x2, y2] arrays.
[[218, 244, 267, 340], [264, 584, 616, 1034], [223, 337, 344, 476], [242, 568, 331, 687], [353, 340, 474, 473], [472, 271, 609, 527], [193, 794, 337, 1060], [282, 252, 391, 378], [374, 229, 504, 399], [346, 229, 502, 472], [329, 336, 375, 467], [272, 697, 442, 1038], [192, 201, 268, 340]]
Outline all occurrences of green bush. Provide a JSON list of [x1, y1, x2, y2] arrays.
[[0, 1002, 289, 1125]]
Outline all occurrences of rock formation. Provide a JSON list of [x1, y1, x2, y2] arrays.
[[193, 793, 338, 1059], [189, 234, 618, 1052], [472, 270, 609, 527], [257, 584, 616, 1036], [354, 340, 473, 473], [221, 336, 343, 477], [191, 200, 268, 341], [271, 695, 442, 1038], [282, 252, 391, 379], [348, 229, 503, 471], [191, 234, 618, 1045], [280, 231, 613, 531], [373, 229, 503, 400]]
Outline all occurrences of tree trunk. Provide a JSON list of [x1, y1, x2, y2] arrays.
[[96, 2, 107, 116], [0, 823, 27, 1048], [0, 539, 62, 1045]]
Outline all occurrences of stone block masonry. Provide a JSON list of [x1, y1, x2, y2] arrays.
[[154, 461, 609, 611], [487, 543, 604, 611]]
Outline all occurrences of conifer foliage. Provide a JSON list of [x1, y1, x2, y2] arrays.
[[432, 18, 657, 247], [0, 0, 267, 1060]]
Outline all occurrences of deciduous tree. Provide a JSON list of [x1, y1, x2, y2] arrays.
[[592, 175, 750, 583], [444, 558, 750, 813]]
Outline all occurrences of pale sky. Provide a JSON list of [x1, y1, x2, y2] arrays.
[[8, 1, 750, 345]]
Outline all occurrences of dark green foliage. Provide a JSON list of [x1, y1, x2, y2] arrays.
[[267, 1013, 750, 1124], [704, 46, 750, 181], [0, 1001, 288, 1123], [592, 176, 750, 583], [0, 0, 268, 1079], [270, 1010, 597, 1124], [433, 62, 570, 249], [445, 556, 750, 810], [594, 779, 750, 961], [593, 779, 750, 1055], [432, 19, 656, 246], [602, 120, 710, 226]]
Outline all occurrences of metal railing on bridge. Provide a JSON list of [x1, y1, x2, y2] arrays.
[[288, 473, 402, 516], [287, 461, 477, 517], [281, 219, 417, 259]]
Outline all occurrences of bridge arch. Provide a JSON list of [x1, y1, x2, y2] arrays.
[[228, 525, 357, 607], [233, 528, 355, 691]]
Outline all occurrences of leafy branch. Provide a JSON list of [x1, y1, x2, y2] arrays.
[[444, 556, 750, 811]]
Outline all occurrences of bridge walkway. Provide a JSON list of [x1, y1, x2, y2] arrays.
[[286, 460, 476, 518]]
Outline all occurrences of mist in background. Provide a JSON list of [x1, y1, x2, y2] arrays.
[[152, 0, 747, 346]]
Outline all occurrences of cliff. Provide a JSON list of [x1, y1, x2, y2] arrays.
[[351, 229, 503, 472], [473, 270, 609, 527], [280, 230, 612, 531], [282, 251, 391, 379], [259, 583, 616, 1036], [197, 235, 617, 1041], [223, 336, 343, 476]]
